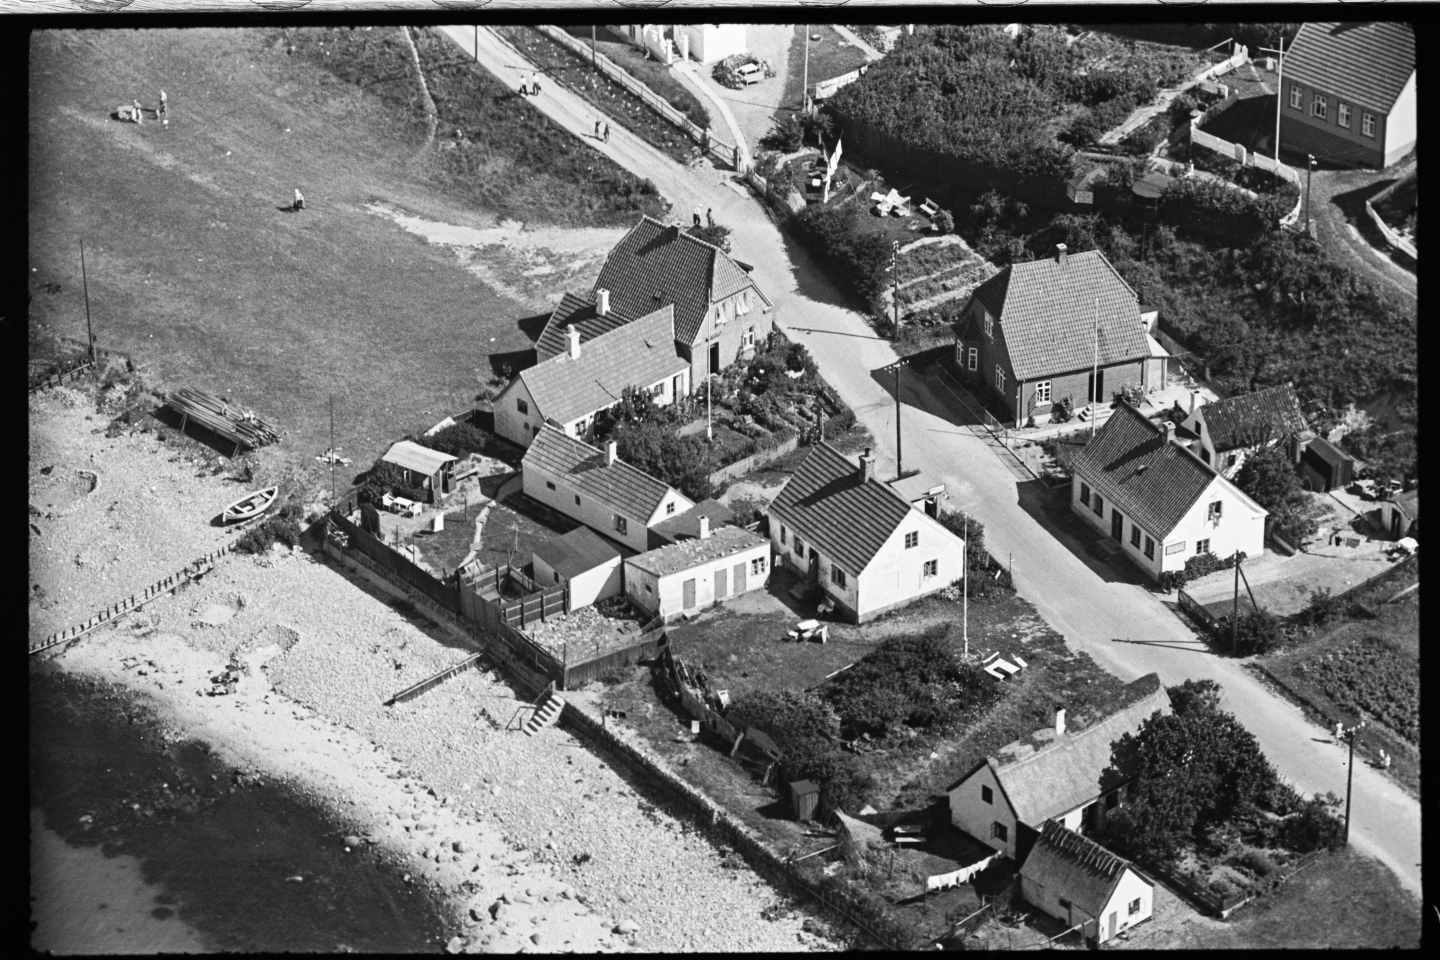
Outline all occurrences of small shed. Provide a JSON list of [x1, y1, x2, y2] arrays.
[[624, 524, 770, 621], [531, 526, 623, 611], [1378, 487, 1419, 540], [381, 440, 458, 505], [1020, 820, 1154, 946], [789, 779, 820, 822], [1299, 436, 1355, 492]]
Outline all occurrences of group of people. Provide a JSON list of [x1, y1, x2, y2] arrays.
[[125, 89, 168, 125], [691, 206, 714, 229], [593, 118, 610, 143], [1334, 720, 1392, 769], [517, 72, 542, 97]]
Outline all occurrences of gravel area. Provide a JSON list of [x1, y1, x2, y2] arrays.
[[524, 605, 645, 664], [31, 385, 844, 953]]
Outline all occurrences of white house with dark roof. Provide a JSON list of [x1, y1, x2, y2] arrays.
[[1020, 820, 1155, 945], [1178, 384, 1312, 479], [953, 245, 1160, 428], [766, 444, 966, 622], [623, 520, 770, 621], [1280, 21, 1415, 168], [1070, 404, 1267, 581], [531, 525, 623, 612], [520, 425, 693, 554], [947, 673, 1169, 862], [494, 304, 690, 449]]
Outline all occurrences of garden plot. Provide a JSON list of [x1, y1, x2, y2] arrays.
[[524, 603, 648, 666]]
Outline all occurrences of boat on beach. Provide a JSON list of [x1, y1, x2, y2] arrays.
[[220, 486, 278, 524]]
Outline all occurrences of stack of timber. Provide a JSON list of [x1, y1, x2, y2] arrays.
[[166, 387, 282, 452]]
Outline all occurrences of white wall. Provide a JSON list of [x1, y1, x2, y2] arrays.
[[947, 764, 1018, 858], [855, 509, 966, 620], [494, 379, 540, 448], [1385, 73, 1417, 167], [522, 461, 652, 553], [1163, 476, 1266, 573], [678, 23, 747, 63], [628, 541, 770, 620], [1099, 870, 1154, 942]]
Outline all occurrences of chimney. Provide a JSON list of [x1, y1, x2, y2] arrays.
[[595, 288, 610, 317], [858, 448, 876, 483], [566, 324, 581, 360], [605, 440, 618, 465], [1162, 421, 1176, 443], [698, 514, 711, 540], [1054, 708, 1066, 737], [1189, 389, 1199, 415], [1056, 242, 1068, 267]]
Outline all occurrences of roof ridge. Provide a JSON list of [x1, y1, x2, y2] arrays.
[[993, 681, 1166, 770]]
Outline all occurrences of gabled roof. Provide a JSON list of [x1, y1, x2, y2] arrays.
[[650, 498, 735, 543], [532, 525, 621, 580], [1072, 404, 1265, 539], [534, 291, 639, 361], [381, 439, 457, 476], [593, 216, 772, 347], [514, 306, 688, 426], [767, 444, 933, 576], [970, 248, 1150, 382], [521, 425, 685, 523], [1020, 821, 1146, 916], [1387, 487, 1419, 523], [625, 525, 768, 578], [988, 673, 1170, 826], [1197, 385, 1310, 453], [1284, 21, 1416, 114]]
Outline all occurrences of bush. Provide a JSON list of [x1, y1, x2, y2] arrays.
[[1158, 570, 1187, 592], [422, 420, 487, 458], [761, 113, 804, 153], [1233, 848, 1277, 877], [1213, 609, 1282, 656], [1183, 549, 1243, 581], [1279, 793, 1344, 853], [822, 632, 998, 739], [235, 502, 304, 555]]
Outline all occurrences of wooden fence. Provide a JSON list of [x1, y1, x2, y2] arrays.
[[1363, 172, 1417, 260], [1176, 587, 1222, 634], [560, 625, 667, 689], [707, 432, 800, 486], [329, 507, 460, 614], [531, 25, 737, 169], [461, 561, 566, 630], [811, 65, 868, 102]]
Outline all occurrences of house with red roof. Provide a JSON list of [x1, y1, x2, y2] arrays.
[[765, 444, 966, 622], [947, 673, 1169, 863], [1070, 404, 1267, 581], [953, 245, 1162, 429], [1280, 21, 1415, 168], [534, 216, 773, 395]]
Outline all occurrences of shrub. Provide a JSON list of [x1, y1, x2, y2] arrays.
[[1158, 570, 1187, 592], [1213, 609, 1282, 656], [235, 502, 304, 555], [761, 113, 804, 153], [822, 632, 997, 739], [1183, 549, 1243, 581], [422, 420, 488, 458], [1234, 848, 1277, 877], [1279, 793, 1344, 853]]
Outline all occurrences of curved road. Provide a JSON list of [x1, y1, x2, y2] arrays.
[[440, 25, 1421, 903]]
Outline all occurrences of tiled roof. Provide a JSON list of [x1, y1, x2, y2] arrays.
[[516, 306, 688, 426], [970, 249, 1150, 382], [650, 498, 735, 543], [1020, 821, 1143, 916], [521, 425, 683, 522], [1198, 385, 1310, 453], [532, 525, 621, 580], [594, 216, 772, 347], [992, 673, 1169, 825], [767, 444, 926, 576], [1285, 21, 1415, 114], [381, 440, 457, 476], [625, 525, 767, 578], [1072, 404, 1250, 539], [534, 292, 638, 361]]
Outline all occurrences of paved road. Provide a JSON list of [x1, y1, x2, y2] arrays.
[[441, 25, 1422, 903]]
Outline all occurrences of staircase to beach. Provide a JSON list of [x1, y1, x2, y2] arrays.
[[521, 689, 566, 736]]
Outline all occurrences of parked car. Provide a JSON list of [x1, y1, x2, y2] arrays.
[[736, 62, 763, 85]]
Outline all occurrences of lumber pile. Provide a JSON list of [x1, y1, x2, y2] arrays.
[[166, 386, 282, 450]]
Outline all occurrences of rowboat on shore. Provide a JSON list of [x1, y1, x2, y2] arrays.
[[221, 486, 278, 524]]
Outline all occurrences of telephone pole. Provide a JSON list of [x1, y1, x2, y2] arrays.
[[591, 25, 597, 69], [801, 26, 810, 115], [962, 513, 969, 660], [893, 361, 903, 479], [1343, 720, 1365, 845], [1231, 550, 1241, 655], [891, 239, 901, 339], [79, 239, 96, 363], [328, 394, 337, 505], [1257, 34, 1285, 167], [1089, 295, 1100, 439]]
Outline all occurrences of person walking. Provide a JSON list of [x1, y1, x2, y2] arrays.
[[602, 122, 610, 143], [594, 118, 602, 139], [530, 74, 541, 96], [692, 206, 702, 228], [293, 188, 305, 212], [706, 207, 715, 229]]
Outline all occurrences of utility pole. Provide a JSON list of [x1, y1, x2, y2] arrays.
[[1257, 34, 1285, 167], [1304, 153, 1316, 236], [1090, 295, 1100, 439], [1231, 550, 1241, 655], [706, 309, 714, 443], [890, 239, 901, 338], [801, 26, 810, 115], [473, 25, 478, 62], [328, 394, 337, 506], [962, 513, 969, 660], [591, 25, 597, 69], [892, 361, 904, 479], [79, 239, 95, 363], [1343, 720, 1365, 845]]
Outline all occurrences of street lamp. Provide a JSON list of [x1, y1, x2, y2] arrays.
[[1304, 153, 1316, 236], [1342, 719, 1366, 845]]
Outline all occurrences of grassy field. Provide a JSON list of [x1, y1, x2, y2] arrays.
[[29, 27, 647, 503]]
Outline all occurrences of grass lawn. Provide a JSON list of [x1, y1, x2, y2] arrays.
[[471, 492, 580, 571], [794, 25, 873, 87], [557, 26, 710, 128]]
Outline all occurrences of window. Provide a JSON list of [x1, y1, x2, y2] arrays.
[[904, 531, 918, 549], [1289, 85, 1303, 109], [1337, 102, 1350, 128], [532, 426, 540, 438], [574, 495, 581, 506], [1033, 380, 1052, 405], [614, 515, 628, 535], [545, 480, 556, 491], [831, 565, 847, 588], [751, 557, 765, 576], [738, 291, 751, 315], [966, 346, 978, 371], [742, 327, 756, 348], [552, 572, 560, 584], [1106, 790, 1120, 810], [780, 524, 788, 545], [573, 421, 586, 437], [1311, 94, 1327, 120], [1207, 500, 1223, 523], [1130, 525, 1141, 548], [1092, 492, 1104, 517], [1196, 538, 1210, 555], [516, 398, 528, 414], [1129, 898, 1142, 916], [984, 312, 993, 338], [1362, 112, 1375, 138], [1225, 453, 1238, 469], [644, 583, 653, 593], [981, 785, 994, 805], [794, 535, 805, 556], [666, 502, 676, 515], [1143, 536, 1155, 559], [923, 559, 938, 577], [1080, 482, 1091, 507], [991, 822, 1008, 842], [995, 365, 1005, 393]]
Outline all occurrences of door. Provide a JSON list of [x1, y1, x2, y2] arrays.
[[709, 340, 721, 376], [1090, 367, 1106, 405], [1107, 911, 1117, 942], [715, 566, 728, 601], [1111, 510, 1123, 542], [1392, 510, 1403, 539], [733, 561, 746, 594], [682, 578, 696, 610]]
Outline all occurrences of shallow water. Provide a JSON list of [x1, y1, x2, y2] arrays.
[[29, 667, 450, 954]]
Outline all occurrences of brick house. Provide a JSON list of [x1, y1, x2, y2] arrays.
[[1280, 21, 1416, 169], [1070, 404, 1267, 581], [953, 245, 1159, 428], [765, 444, 966, 622], [494, 306, 690, 449], [1178, 383, 1313, 480]]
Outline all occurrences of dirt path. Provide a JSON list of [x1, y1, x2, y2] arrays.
[[1306, 168, 1417, 307], [446, 24, 1423, 903]]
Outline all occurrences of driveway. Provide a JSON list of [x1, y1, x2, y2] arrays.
[[440, 25, 1421, 903]]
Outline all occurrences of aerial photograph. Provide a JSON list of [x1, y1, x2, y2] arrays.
[[28, 9, 1420, 953]]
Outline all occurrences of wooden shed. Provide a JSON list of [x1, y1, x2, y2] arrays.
[[381, 440, 458, 505], [1299, 436, 1355, 492], [789, 779, 820, 822]]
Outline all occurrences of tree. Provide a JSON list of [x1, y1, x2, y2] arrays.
[[760, 113, 804, 153], [1167, 678, 1222, 717], [1234, 445, 1318, 544], [933, 208, 955, 234]]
